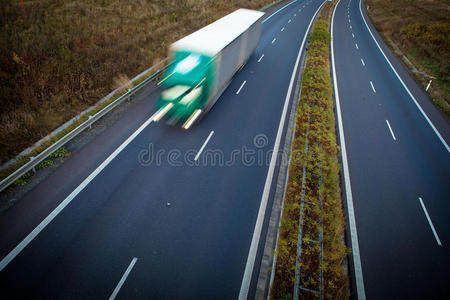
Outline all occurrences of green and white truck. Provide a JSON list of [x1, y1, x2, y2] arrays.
[[154, 8, 264, 129]]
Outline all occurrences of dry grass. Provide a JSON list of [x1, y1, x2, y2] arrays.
[[0, 0, 273, 165], [365, 0, 450, 118]]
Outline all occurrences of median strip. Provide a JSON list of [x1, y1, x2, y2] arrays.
[[270, 1, 349, 298]]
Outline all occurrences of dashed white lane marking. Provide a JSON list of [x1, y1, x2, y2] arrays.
[[419, 197, 442, 246], [236, 80, 247, 94], [385, 120, 396, 141], [109, 257, 138, 300], [281, 27, 285, 32], [370, 81, 376, 93], [272, 38, 277, 44], [258, 54, 264, 63], [361, 58, 365, 66], [352, 33, 354, 37], [355, 43, 359, 49], [288, 19, 292, 23], [195, 131, 214, 161], [262, 0, 299, 24], [330, 0, 366, 298], [239, 1, 327, 298]]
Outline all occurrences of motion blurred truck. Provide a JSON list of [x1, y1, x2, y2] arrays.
[[154, 8, 264, 129]]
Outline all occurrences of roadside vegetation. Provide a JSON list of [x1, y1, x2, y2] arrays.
[[270, 1, 349, 299], [365, 0, 450, 118], [0, 0, 274, 167]]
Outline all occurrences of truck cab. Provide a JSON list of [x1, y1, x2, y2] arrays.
[[156, 52, 213, 126]]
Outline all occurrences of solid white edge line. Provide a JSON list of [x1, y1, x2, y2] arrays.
[[0, 111, 159, 272], [258, 54, 265, 62], [331, 0, 366, 299], [370, 80, 376, 93], [236, 80, 247, 94], [109, 257, 138, 300], [358, 0, 449, 153], [238, 1, 327, 299], [194, 131, 214, 161], [272, 38, 277, 44], [385, 120, 397, 141], [418, 197, 442, 246], [262, 0, 299, 24]]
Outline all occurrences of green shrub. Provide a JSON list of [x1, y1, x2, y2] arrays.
[[36, 159, 54, 170]]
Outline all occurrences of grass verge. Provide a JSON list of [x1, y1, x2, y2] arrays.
[[365, 0, 450, 118], [270, 1, 349, 299]]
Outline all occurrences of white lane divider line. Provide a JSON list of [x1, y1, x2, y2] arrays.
[[352, 33, 355, 38], [281, 27, 285, 32], [349, 19, 351, 23], [331, 1, 366, 299], [350, 25, 352, 29], [239, 1, 327, 299], [272, 38, 277, 44], [358, 0, 449, 153], [361, 58, 365, 66], [419, 197, 442, 246], [370, 80, 376, 93], [0, 110, 160, 272], [109, 257, 138, 300], [294, 13, 297, 16], [194, 131, 214, 161], [355, 43, 359, 49], [236, 80, 247, 94], [385, 120, 397, 141], [288, 19, 292, 23], [258, 54, 265, 63], [262, 0, 299, 24]]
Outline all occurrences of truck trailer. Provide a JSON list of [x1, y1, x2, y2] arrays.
[[154, 8, 264, 129]]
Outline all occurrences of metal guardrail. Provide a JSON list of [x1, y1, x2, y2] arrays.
[[260, 0, 285, 11], [0, 64, 170, 192]]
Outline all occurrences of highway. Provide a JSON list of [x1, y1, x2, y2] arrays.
[[0, 0, 325, 299], [332, 0, 450, 298]]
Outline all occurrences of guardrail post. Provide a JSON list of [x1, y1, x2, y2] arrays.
[[88, 116, 93, 129], [127, 89, 132, 102], [30, 156, 36, 173]]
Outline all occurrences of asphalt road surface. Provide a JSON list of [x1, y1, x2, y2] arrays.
[[0, 0, 326, 299], [332, 0, 450, 298]]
